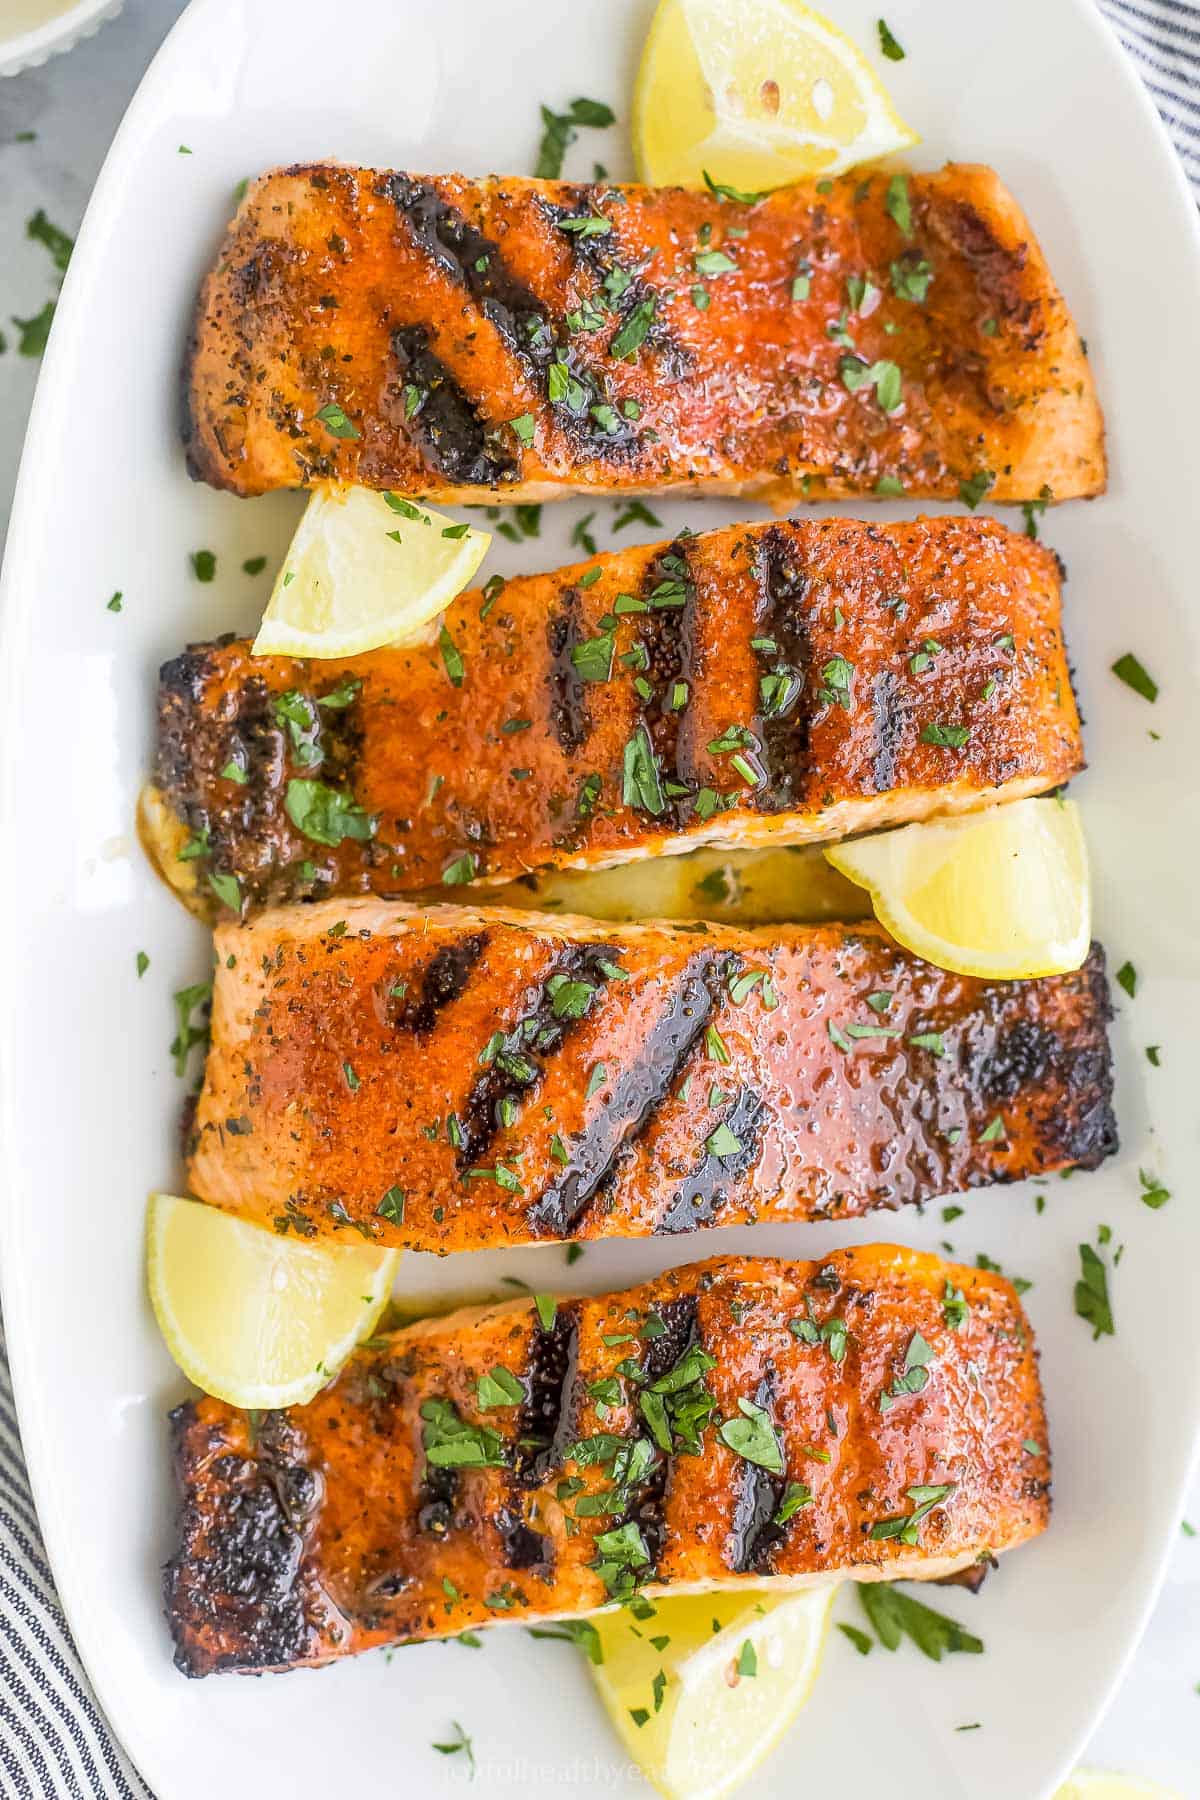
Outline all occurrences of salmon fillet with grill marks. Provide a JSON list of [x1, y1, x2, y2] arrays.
[[152, 516, 1082, 916], [183, 162, 1104, 504], [186, 898, 1116, 1252], [165, 1246, 1050, 1677]]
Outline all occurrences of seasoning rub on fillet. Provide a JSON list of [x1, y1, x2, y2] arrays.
[[186, 898, 1116, 1253], [183, 161, 1104, 504], [165, 1247, 1051, 1676], [151, 516, 1083, 915]]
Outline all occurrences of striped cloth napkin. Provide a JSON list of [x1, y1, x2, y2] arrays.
[[1, 3, 1197, 1793]]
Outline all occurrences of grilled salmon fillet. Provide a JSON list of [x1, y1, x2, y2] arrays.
[[165, 1246, 1050, 1677], [183, 161, 1103, 504], [187, 897, 1116, 1252], [153, 516, 1082, 915]]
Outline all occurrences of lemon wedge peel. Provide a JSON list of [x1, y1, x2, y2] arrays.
[[590, 1583, 836, 1800], [825, 799, 1091, 982], [146, 1192, 399, 1410], [252, 482, 491, 660], [633, 0, 918, 191]]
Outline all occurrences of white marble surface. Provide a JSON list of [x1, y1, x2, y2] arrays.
[[0, 1, 1196, 1792]]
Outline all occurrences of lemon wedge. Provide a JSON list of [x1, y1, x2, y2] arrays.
[[633, 0, 918, 191], [146, 1193, 399, 1409], [825, 798, 1090, 981], [252, 483, 490, 660], [1054, 1777, 1184, 1800], [590, 1584, 835, 1800]]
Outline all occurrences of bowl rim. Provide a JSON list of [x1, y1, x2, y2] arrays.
[[0, 0, 123, 74]]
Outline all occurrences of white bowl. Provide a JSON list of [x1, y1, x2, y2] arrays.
[[0, 0, 124, 78]]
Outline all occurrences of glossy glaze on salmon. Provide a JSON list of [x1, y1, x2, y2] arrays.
[[166, 1245, 1050, 1676], [183, 162, 1104, 505], [187, 897, 1115, 1253], [153, 516, 1082, 916]]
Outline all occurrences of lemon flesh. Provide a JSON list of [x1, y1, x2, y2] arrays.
[[633, 0, 918, 190], [825, 798, 1091, 981], [252, 483, 490, 660], [590, 1584, 835, 1800], [1055, 1777, 1184, 1800], [146, 1193, 399, 1409]]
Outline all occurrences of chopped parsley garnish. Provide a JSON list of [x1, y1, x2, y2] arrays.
[[622, 723, 666, 815], [859, 1582, 983, 1658], [717, 1397, 784, 1472], [1115, 960, 1136, 997], [431, 1721, 475, 1774], [702, 170, 766, 204], [774, 1481, 813, 1523], [136, 951, 149, 979], [958, 469, 995, 509], [592, 1520, 651, 1598], [314, 401, 359, 439], [477, 1365, 525, 1407], [838, 1623, 874, 1656], [694, 248, 737, 276], [879, 1330, 935, 1412], [190, 549, 216, 582], [421, 1397, 507, 1468], [12, 301, 55, 357], [1138, 1167, 1170, 1210], [979, 1115, 1006, 1142], [1111, 652, 1158, 703], [571, 633, 615, 682], [877, 17, 906, 59], [170, 981, 212, 1077], [106, 591, 122, 613], [920, 722, 970, 748], [839, 356, 903, 412], [884, 174, 913, 237], [318, 675, 361, 710], [789, 1302, 848, 1363], [942, 1281, 969, 1330], [208, 871, 242, 913], [509, 412, 536, 446], [1074, 1240, 1115, 1339], [818, 654, 855, 709], [869, 1482, 956, 1544], [377, 1186, 405, 1224], [535, 1293, 557, 1331], [439, 626, 465, 687], [875, 474, 905, 496], [535, 98, 615, 180], [736, 1641, 757, 1678], [284, 778, 374, 847], [26, 208, 73, 274], [705, 1122, 743, 1160], [610, 298, 656, 360], [442, 851, 479, 885]]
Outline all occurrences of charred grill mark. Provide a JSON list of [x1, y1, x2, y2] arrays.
[[493, 1505, 554, 1573], [381, 175, 548, 358], [164, 1405, 315, 1677], [752, 527, 813, 812], [389, 324, 518, 487], [974, 948, 1117, 1171], [512, 1305, 580, 1488], [527, 951, 727, 1238], [871, 669, 906, 794], [547, 589, 593, 752], [657, 1087, 767, 1235], [638, 1296, 698, 1385], [634, 541, 701, 802], [386, 933, 488, 1035], [456, 945, 621, 1169], [727, 1378, 787, 1573]]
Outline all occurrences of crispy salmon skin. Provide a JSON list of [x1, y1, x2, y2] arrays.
[[186, 898, 1116, 1252], [153, 516, 1082, 915], [183, 162, 1103, 504], [165, 1246, 1050, 1677]]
